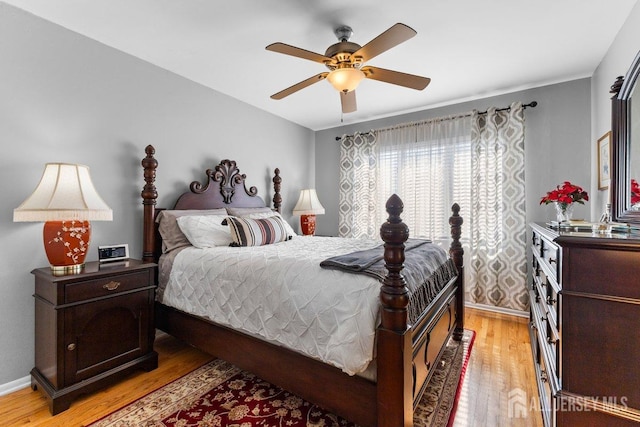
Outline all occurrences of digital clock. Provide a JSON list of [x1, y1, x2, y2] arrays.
[[98, 244, 129, 263]]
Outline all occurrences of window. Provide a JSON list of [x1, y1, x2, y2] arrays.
[[376, 138, 472, 241]]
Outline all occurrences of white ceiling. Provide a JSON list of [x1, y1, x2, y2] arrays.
[[4, 0, 638, 130]]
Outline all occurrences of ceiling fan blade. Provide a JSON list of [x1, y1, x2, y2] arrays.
[[266, 42, 332, 64], [353, 23, 417, 63], [270, 72, 329, 100], [340, 90, 357, 113], [362, 66, 430, 90]]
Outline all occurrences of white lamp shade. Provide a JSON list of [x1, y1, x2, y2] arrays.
[[292, 189, 325, 216], [326, 68, 365, 93], [14, 163, 113, 222]]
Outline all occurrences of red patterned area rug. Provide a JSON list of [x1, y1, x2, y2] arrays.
[[89, 330, 474, 427]]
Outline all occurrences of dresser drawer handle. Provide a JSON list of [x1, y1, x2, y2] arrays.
[[546, 296, 556, 305], [103, 281, 121, 291], [67, 343, 76, 351], [548, 257, 557, 265]]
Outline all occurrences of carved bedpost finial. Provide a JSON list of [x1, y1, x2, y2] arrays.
[[141, 145, 158, 205], [379, 194, 410, 332], [272, 168, 282, 213], [449, 203, 463, 263], [141, 145, 158, 263]]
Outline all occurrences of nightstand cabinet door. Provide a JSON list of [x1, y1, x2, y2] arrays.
[[31, 260, 158, 415], [63, 288, 152, 385]]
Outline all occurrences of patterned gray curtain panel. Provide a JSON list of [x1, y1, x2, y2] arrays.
[[338, 131, 377, 238], [469, 102, 528, 311]]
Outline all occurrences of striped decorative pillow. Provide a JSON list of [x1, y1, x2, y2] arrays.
[[227, 215, 292, 246]]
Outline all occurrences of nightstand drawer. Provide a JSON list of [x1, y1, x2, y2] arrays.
[[65, 270, 151, 303]]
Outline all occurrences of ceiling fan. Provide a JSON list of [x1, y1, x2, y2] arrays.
[[266, 23, 431, 114]]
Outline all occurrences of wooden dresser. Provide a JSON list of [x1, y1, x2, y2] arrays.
[[31, 259, 158, 414], [529, 223, 640, 426]]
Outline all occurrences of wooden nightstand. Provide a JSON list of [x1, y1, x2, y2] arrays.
[[30, 259, 158, 415]]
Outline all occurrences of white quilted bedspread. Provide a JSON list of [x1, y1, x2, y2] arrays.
[[161, 236, 385, 375]]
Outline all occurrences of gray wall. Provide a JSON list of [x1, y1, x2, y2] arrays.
[[0, 4, 314, 388], [314, 79, 592, 236]]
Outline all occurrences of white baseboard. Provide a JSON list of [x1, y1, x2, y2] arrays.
[[0, 375, 30, 396], [465, 301, 529, 318]]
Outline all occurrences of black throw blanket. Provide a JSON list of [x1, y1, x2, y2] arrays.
[[319, 238, 431, 277], [320, 239, 458, 323]]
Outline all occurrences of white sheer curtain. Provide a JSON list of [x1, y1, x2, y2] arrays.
[[374, 115, 473, 243]]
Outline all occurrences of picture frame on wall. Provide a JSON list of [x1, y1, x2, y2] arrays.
[[598, 131, 611, 190]]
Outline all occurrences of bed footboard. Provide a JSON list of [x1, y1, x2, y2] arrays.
[[376, 196, 464, 426]]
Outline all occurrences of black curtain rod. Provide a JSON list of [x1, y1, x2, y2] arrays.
[[335, 101, 538, 141], [477, 101, 537, 115]]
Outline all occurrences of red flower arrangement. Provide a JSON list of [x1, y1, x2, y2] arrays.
[[540, 181, 589, 210], [632, 179, 640, 205]]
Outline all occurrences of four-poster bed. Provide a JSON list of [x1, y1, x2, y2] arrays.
[[140, 144, 465, 427]]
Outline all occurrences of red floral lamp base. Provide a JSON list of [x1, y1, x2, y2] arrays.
[[43, 220, 91, 275], [300, 214, 317, 236]]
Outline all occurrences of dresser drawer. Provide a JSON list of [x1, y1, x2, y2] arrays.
[[539, 236, 559, 283], [544, 314, 559, 380], [537, 270, 560, 328], [532, 231, 543, 257], [529, 301, 558, 427], [537, 342, 558, 427], [65, 271, 151, 304], [545, 282, 560, 329], [531, 256, 541, 286], [531, 289, 560, 384]]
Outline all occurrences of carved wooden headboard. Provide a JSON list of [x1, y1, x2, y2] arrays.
[[141, 144, 282, 262]]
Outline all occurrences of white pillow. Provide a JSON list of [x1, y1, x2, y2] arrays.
[[156, 208, 227, 252], [241, 211, 298, 238], [176, 215, 232, 248]]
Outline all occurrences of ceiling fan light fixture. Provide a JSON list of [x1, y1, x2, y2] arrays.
[[326, 68, 365, 93]]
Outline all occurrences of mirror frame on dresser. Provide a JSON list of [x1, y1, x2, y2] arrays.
[[611, 50, 640, 224]]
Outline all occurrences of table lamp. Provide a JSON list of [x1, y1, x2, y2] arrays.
[[292, 189, 325, 235], [14, 163, 113, 275]]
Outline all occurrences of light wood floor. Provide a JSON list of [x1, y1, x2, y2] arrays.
[[453, 309, 543, 427], [0, 307, 543, 427]]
